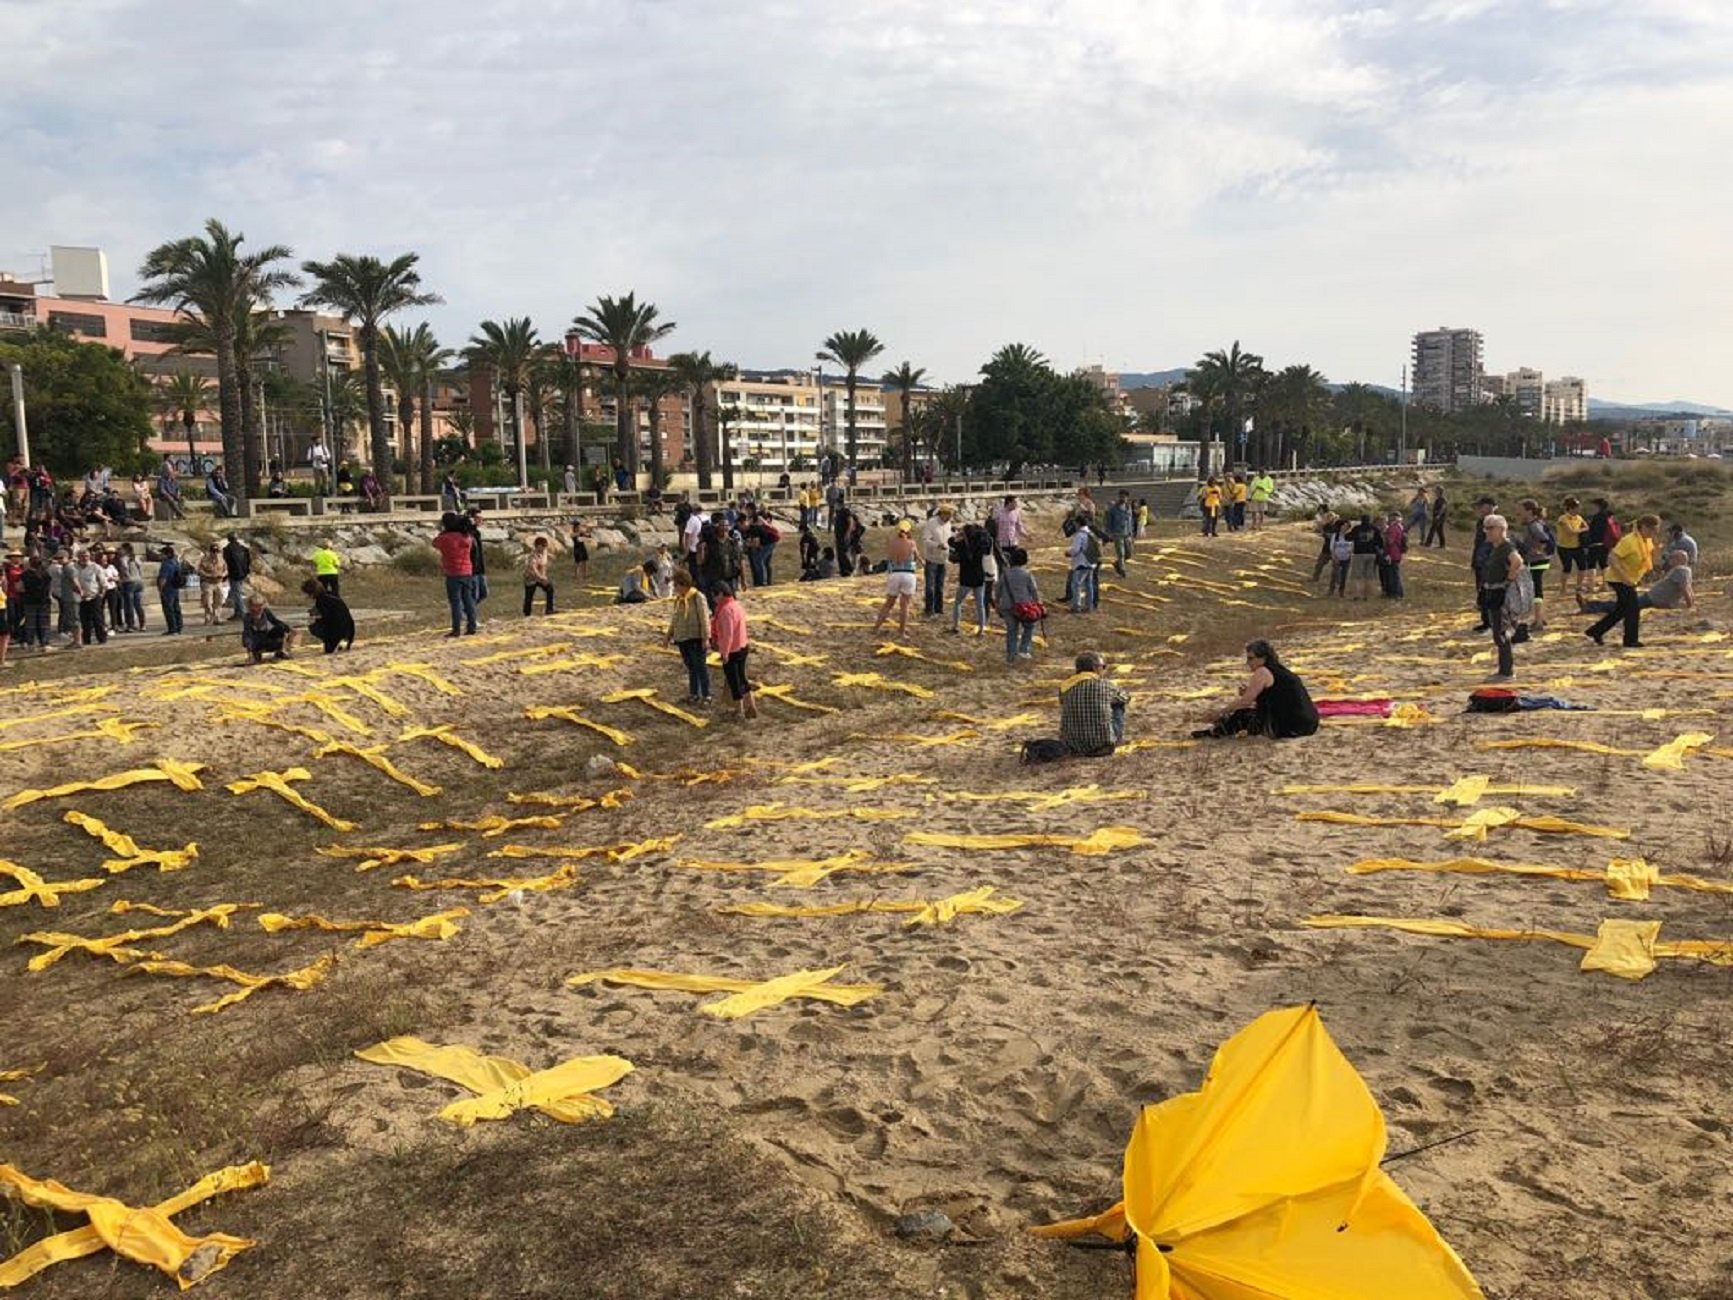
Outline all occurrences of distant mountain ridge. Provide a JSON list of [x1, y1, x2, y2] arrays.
[[1117, 367, 1729, 419]]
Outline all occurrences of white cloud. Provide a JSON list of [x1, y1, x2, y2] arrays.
[[0, 0, 1728, 403]]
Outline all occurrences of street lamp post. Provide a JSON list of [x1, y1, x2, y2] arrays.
[[8, 363, 28, 466], [513, 390, 529, 490]]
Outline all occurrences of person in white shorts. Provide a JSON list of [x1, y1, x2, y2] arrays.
[[874, 520, 920, 638]]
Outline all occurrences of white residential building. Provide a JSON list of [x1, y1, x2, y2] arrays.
[[1411, 327, 1485, 414], [1543, 376, 1587, 424], [820, 377, 889, 466], [712, 370, 824, 473]]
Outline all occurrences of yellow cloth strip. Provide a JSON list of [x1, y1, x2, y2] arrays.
[[720, 885, 1023, 927], [505, 788, 633, 810], [258, 908, 469, 948], [677, 850, 911, 888], [1476, 739, 1641, 757], [0, 701, 120, 734], [1349, 855, 1731, 901], [756, 617, 815, 637], [3, 758, 207, 810], [484, 835, 679, 863], [753, 640, 827, 667], [318, 676, 412, 718], [0, 1161, 267, 1289], [1280, 784, 1439, 797], [20, 904, 248, 972], [870, 729, 982, 747], [930, 710, 1043, 731], [875, 643, 975, 671], [1298, 809, 1629, 839], [518, 652, 629, 675], [1641, 732, 1716, 770], [418, 813, 563, 837], [312, 740, 441, 796], [378, 662, 464, 695], [566, 965, 882, 1018], [462, 644, 573, 666], [275, 690, 374, 736], [354, 1036, 633, 1126], [904, 826, 1146, 856], [752, 683, 840, 713], [942, 785, 1146, 813], [316, 842, 465, 873], [227, 767, 357, 831], [0, 1062, 45, 1107], [704, 803, 913, 830], [831, 671, 936, 699], [397, 725, 506, 769], [599, 688, 710, 728], [214, 705, 338, 747], [0, 718, 157, 753], [523, 704, 635, 746], [1117, 738, 1199, 752], [394, 863, 581, 903], [1, 860, 105, 909], [128, 953, 336, 1014], [62, 811, 199, 873], [777, 774, 939, 793]]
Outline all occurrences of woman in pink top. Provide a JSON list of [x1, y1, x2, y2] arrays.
[[709, 581, 757, 720]]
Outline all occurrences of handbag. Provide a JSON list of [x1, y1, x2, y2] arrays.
[[1012, 600, 1046, 624]]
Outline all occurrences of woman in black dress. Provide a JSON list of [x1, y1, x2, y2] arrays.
[[1195, 639, 1319, 739], [302, 578, 355, 654]]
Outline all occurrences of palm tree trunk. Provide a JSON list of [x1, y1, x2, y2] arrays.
[[695, 392, 713, 491], [537, 396, 552, 472], [361, 326, 391, 498], [845, 372, 858, 466], [614, 365, 634, 477], [399, 388, 418, 493], [563, 384, 578, 466], [215, 330, 246, 503], [419, 376, 435, 497], [648, 397, 664, 489], [721, 417, 734, 492], [238, 362, 261, 498]]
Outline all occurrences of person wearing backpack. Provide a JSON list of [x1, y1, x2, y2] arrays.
[[154, 543, 185, 636], [1517, 499, 1556, 631], [996, 546, 1042, 664], [1584, 498, 1618, 594], [1478, 514, 1527, 678], [949, 523, 990, 634]]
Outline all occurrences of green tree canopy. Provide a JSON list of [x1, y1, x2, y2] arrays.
[[960, 344, 1123, 479], [0, 329, 154, 477]]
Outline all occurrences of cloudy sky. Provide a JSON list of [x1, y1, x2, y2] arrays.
[[4, 0, 1730, 403]]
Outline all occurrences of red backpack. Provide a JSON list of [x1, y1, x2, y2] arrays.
[[1604, 515, 1622, 544]]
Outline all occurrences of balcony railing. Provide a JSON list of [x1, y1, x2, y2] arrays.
[[0, 310, 36, 332]]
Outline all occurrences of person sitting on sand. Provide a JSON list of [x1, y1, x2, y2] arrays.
[[1059, 651, 1129, 757], [302, 578, 354, 654], [873, 521, 920, 637], [1194, 639, 1318, 739], [1579, 547, 1693, 616], [616, 560, 656, 604], [241, 593, 296, 664]]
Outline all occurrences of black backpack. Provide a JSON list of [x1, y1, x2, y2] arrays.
[[1019, 738, 1071, 765]]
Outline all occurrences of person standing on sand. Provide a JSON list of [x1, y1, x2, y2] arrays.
[[1346, 514, 1382, 601], [312, 542, 342, 597], [874, 521, 920, 637], [1228, 474, 1248, 532], [918, 505, 953, 617], [1517, 499, 1555, 631], [570, 519, 592, 584], [1469, 496, 1497, 631], [522, 535, 555, 616], [1478, 514, 1527, 678], [1556, 496, 1589, 602], [1425, 487, 1447, 548], [433, 511, 478, 638], [222, 532, 251, 623], [1405, 486, 1429, 541], [1583, 498, 1617, 594], [949, 522, 990, 634], [667, 568, 712, 706], [1106, 490, 1134, 575], [1249, 471, 1275, 530], [710, 581, 756, 720], [1380, 510, 1407, 599], [1198, 478, 1222, 537], [1310, 507, 1341, 583], [197, 544, 225, 625], [996, 546, 1041, 664]]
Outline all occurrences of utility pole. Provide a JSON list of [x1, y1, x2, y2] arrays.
[[1399, 363, 1409, 465], [8, 363, 28, 466], [513, 390, 529, 490]]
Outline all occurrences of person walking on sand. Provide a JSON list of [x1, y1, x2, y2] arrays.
[[570, 519, 591, 584], [522, 535, 555, 616], [666, 568, 712, 706], [1310, 507, 1341, 583], [196, 543, 225, 625], [1106, 490, 1134, 575], [1517, 499, 1555, 631], [1425, 487, 1448, 548], [996, 546, 1042, 664], [1406, 486, 1429, 541], [1583, 497, 1617, 594], [874, 520, 920, 637], [1478, 514, 1529, 678], [710, 581, 756, 720], [222, 532, 251, 623], [1585, 514, 1660, 650], [949, 521, 991, 634]]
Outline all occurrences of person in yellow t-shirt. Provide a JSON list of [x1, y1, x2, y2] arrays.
[[1198, 478, 1223, 537], [311, 543, 342, 597], [1554, 495, 1590, 600], [1585, 514, 1660, 649], [1228, 474, 1249, 531], [1248, 471, 1275, 529]]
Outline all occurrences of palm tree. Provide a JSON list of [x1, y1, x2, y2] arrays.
[[164, 307, 290, 494], [882, 361, 926, 482], [135, 219, 298, 503], [668, 351, 736, 491], [464, 318, 541, 487], [327, 371, 367, 462], [1190, 341, 1266, 477], [716, 402, 749, 492], [818, 329, 885, 469], [382, 323, 453, 493], [300, 253, 441, 495], [155, 370, 214, 465], [571, 292, 677, 477], [631, 366, 686, 489]]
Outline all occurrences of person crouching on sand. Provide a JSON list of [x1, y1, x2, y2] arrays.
[[241, 593, 297, 664]]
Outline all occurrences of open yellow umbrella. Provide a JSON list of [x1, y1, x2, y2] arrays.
[[1036, 1005, 1482, 1298]]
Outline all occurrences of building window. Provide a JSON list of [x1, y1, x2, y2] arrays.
[[129, 318, 181, 344], [48, 311, 107, 339]]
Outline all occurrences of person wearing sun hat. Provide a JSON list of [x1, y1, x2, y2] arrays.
[[874, 518, 920, 638], [918, 504, 955, 618]]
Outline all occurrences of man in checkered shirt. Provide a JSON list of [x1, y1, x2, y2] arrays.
[[1059, 651, 1130, 757]]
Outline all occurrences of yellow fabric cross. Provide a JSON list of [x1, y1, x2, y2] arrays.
[[756, 616, 815, 637], [677, 849, 911, 888], [484, 835, 680, 863], [1475, 738, 1639, 758], [1, 860, 105, 909], [0, 717, 157, 754], [461, 643, 574, 666], [777, 774, 939, 794], [875, 642, 975, 672], [872, 729, 982, 747], [704, 803, 913, 830], [518, 652, 628, 675], [393, 863, 581, 903], [4, 758, 207, 810], [719, 885, 1023, 927], [258, 908, 469, 948], [355, 1036, 633, 1126], [523, 704, 635, 746], [377, 662, 464, 695], [62, 811, 199, 873], [214, 704, 338, 747], [314, 675, 413, 718], [753, 640, 828, 667], [1347, 855, 1727, 902], [129, 953, 337, 1014], [312, 740, 442, 796], [752, 683, 840, 713], [274, 690, 374, 736], [1296, 810, 1628, 839], [599, 688, 710, 728], [1432, 777, 1577, 806], [831, 671, 936, 699], [418, 813, 563, 837], [506, 788, 634, 811], [397, 725, 506, 769], [227, 767, 357, 831], [0, 1062, 44, 1107], [0, 701, 120, 734], [316, 842, 465, 873], [904, 826, 1146, 856], [1640, 732, 1715, 770], [930, 710, 1043, 731], [566, 965, 882, 1018], [21, 904, 248, 972], [943, 785, 1145, 814], [0, 1160, 268, 1289]]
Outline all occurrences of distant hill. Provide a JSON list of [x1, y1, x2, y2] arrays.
[[1117, 369, 1190, 389], [1589, 398, 1733, 419]]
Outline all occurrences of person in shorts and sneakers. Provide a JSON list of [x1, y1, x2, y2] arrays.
[[873, 520, 920, 638]]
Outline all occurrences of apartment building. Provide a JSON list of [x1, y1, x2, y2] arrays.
[[1543, 376, 1587, 424], [1507, 367, 1545, 420], [713, 370, 822, 473], [1411, 327, 1484, 414], [820, 375, 888, 465]]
